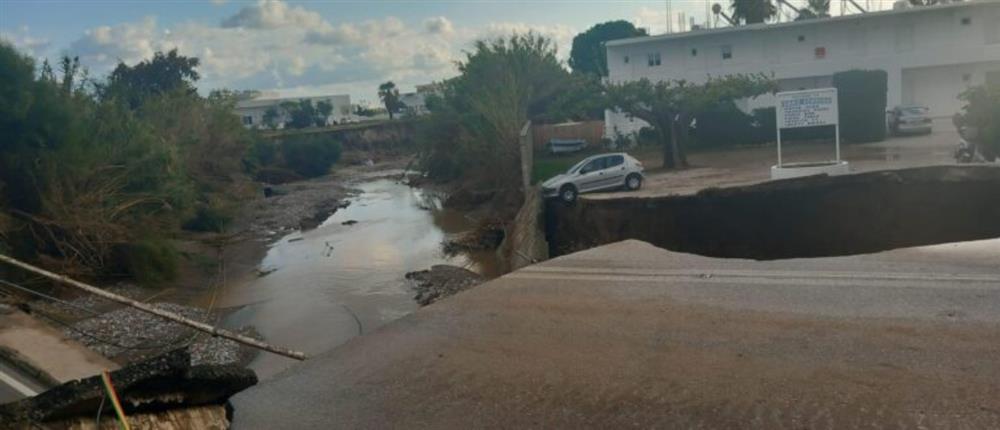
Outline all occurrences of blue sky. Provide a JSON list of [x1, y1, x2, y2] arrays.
[[0, 0, 867, 103]]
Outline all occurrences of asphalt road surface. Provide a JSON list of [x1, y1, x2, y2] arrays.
[[0, 361, 43, 405], [233, 239, 1000, 428]]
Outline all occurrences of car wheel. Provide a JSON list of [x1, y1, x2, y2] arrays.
[[625, 174, 642, 191], [559, 185, 577, 203]]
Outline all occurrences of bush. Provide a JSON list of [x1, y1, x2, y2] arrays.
[[637, 126, 661, 147], [958, 84, 1000, 160], [279, 135, 342, 178], [118, 238, 178, 285], [243, 138, 278, 173], [182, 204, 233, 232], [694, 102, 757, 147], [833, 69, 887, 143]]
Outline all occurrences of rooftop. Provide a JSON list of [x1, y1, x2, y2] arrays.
[[606, 0, 985, 47]]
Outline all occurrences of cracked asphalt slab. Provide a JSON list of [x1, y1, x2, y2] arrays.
[[232, 239, 1000, 429]]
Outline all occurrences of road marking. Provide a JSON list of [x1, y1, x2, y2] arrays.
[[0, 368, 39, 397]]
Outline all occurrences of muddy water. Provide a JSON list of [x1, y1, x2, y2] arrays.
[[216, 178, 499, 378]]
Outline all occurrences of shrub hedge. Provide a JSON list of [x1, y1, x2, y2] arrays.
[[279, 135, 342, 178], [833, 69, 888, 143]]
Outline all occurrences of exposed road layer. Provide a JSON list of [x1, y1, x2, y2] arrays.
[[233, 239, 1000, 428], [0, 361, 42, 404]]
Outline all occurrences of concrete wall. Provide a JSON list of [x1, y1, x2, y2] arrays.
[[533, 121, 605, 150], [498, 187, 549, 272]]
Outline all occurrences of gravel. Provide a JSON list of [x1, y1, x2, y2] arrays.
[[63, 302, 260, 367]]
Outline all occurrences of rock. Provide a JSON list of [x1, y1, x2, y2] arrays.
[[405, 265, 485, 306]]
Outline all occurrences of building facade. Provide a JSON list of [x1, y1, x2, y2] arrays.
[[604, 1, 1000, 139], [235, 94, 352, 129]]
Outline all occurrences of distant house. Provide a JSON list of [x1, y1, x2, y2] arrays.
[[604, 1, 1000, 138], [399, 92, 428, 116], [234, 94, 352, 129], [399, 83, 445, 117]]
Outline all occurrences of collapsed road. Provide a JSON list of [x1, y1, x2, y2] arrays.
[[548, 165, 1000, 259], [231, 238, 1000, 428]]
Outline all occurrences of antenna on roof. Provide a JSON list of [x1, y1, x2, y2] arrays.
[[665, 0, 673, 33], [712, 3, 737, 26]]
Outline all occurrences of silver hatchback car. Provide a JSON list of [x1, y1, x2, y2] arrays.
[[541, 153, 644, 202]]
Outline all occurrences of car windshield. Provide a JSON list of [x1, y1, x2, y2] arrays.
[[567, 158, 593, 174]]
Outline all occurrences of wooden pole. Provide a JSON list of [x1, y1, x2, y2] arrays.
[[0, 254, 307, 361]]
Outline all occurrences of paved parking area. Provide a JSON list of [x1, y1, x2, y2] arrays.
[[590, 118, 964, 199]]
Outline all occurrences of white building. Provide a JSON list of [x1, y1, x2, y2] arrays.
[[604, 1, 1000, 138], [235, 94, 352, 129], [399, 92, 429, 116]]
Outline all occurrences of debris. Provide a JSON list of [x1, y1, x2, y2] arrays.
[[406, 265, 485, 306], [341, 220, 358, 226]]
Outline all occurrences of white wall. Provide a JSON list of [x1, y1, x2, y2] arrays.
[[606, 1, 1000, 131]]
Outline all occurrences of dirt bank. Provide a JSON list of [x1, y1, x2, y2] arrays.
[[549, 166, 1000, 259]]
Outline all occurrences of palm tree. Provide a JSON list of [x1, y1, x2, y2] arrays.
[[378, 81, 401, 120], [730, 0, 777, 25]]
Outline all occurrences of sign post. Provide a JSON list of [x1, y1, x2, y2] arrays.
[[771, 88, 849, 179]]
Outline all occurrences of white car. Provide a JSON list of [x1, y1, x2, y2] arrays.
[[887, 105, 932, 135], [542, 153, 644, 202]]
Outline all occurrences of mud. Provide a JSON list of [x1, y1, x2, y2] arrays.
[[548, 166, 1000, 259]]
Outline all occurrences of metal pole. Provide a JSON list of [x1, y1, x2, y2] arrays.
[[835, 124, 841, 162], [777, 128, 783, 167], [0, 254, 308, 361]]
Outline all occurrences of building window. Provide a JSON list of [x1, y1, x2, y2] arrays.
[[624, 55, 629, 64], [242, 115, 253, 126], [721, 45, 732, 60], [961, 17, 971, 26], [691, 48, 698, 57], [797, 35, 806, 42], [814, 47, 826, 59], [647, 52, 661, 66], [962, 73, 972, 83]]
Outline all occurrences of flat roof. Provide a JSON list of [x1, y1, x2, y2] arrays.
[[606, 0, 986, 47], [236, 94, 350, 109]]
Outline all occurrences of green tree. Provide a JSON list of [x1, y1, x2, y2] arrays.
[[606, 74, 775, 168], [730, 0, 777, 25], [796, 0, 831, 20], [106, 49, 199, 108], [569, 20, 647, 77], [419, 33, 589, 189], [315, 100, 333, 126], [378, 81, 402, 120], [262, 106, 281, 129], [280, 100, 314, 129]]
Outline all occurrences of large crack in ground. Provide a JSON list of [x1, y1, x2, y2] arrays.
[[547, 166, 1000, 260]]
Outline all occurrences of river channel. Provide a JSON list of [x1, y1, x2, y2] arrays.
[[213, 176, 499, 378]]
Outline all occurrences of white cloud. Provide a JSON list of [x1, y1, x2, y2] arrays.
[[424, 16, 454, 35], [60, 0, 581, 101], [221, 0, 326, 30], [1, 25, 52, 58], [482, 22, 577, 60], [69, 17, 170, 66]]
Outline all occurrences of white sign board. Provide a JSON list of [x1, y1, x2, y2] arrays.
[[776, 88, 838, 129]]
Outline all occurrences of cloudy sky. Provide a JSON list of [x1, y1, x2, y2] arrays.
[[0, 0, 872, 104]]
